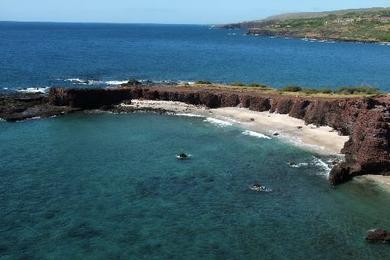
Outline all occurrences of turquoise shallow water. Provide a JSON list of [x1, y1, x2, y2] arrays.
[[1, 113, 390, 259]]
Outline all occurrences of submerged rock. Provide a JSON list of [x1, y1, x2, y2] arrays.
[[366, 229, 390, 243]]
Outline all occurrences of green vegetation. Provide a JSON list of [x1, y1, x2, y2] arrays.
[[248, 83, 269, 88], [279, 85, 381, 95], [191, 81, 382, 96], [280, 86, 302, 92], [230, 82, 246, 86], [195, 80, 212, 85], [335, 86, 381, 95], [225, 8, 390, 43]]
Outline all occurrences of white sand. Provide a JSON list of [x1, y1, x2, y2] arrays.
[[122, 100, 349, 155]]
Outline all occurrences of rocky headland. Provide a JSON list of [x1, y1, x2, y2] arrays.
[[222, 8, 390, 43], [1, 85, 390, 186]]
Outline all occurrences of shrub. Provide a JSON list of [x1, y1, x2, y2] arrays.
[[301, 88, 334, 95], [335, 86, 381, 95], [248, 83, 269, 88], [230, 82, 246, 86], [281, 86, 302, 92], [301, 88, 320, 95], [195, 80, 212, 85], [319, 88, 333, 94]]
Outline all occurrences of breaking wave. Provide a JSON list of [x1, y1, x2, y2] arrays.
[[242, 130, 271, 140], [63, 78, 197, 86], [312, 156, 332, 175], [16, 87, 50, 94], [204, 118, 233, 127], [175, 113, 204, 118]]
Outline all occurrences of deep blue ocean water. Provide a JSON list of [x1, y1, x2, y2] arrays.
[[1, 113, 390, 259], [0, 22, 390, 91]]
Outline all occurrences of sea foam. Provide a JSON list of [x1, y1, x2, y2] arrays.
[[312, 156, 332, 175], [289, 162, 309, 168], [176, 113, 204, 118], [204, 118, 233, 127], [17, 87, 50, 94], [242, 130, 271, 140], [105, 80, 129, 85]]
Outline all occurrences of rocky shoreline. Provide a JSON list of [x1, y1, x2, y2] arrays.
[[1, 85, 390, 186], [246, 29, 390, 44]]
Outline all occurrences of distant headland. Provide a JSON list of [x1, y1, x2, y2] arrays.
[[221, 7, 390, 43]]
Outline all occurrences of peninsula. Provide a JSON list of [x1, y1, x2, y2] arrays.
[[222, 7, 390, 43]]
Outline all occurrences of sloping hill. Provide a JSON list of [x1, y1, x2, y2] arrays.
[[223, 8, 390, 42]]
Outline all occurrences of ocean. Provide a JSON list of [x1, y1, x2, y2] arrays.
[[1, 22, 390, 259], [0, 22, 390, 91], [1, 113, 390, 259]]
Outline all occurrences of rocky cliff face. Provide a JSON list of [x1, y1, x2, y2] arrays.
[[47, 86, 390, 185]]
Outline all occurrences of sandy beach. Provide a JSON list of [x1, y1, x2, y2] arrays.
[[122, 100, 349, 155]]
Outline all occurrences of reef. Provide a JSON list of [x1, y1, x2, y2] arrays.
[[2, 85, 389, 185]]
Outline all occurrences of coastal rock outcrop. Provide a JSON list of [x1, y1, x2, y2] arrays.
[[49, 88, 132, 109], [0, 93, 76, 122], [366, 229, 390, 243]]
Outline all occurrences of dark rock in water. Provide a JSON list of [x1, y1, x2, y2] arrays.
[[124, 79, 142, 87], [366, 229, 390, 243], [329, 162, 358, 185]]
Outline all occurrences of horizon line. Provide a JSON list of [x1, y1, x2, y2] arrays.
[[0, 20, 216, 26]]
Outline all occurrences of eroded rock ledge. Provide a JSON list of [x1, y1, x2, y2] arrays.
[[2, 86, 390, 185]]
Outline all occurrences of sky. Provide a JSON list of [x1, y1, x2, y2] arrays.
[[0, 0, 389, 24]]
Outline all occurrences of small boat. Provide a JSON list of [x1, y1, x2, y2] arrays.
[[249, 184, 272, 192], [176, 153, 190, 160]]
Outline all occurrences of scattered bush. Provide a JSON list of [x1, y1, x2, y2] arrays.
[[192, 81, 382, 96], [319, 88, 333, 94], [281, 86, 302, 92], [230, 82, 246, 86], [195, 80, 212, 85], [335, 86, 381, 95], [248, 83, 269, 88]]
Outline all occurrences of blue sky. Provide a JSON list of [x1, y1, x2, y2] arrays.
[[0, 0, 389, 24]]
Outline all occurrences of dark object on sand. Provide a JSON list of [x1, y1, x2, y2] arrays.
[[366, 229, 390, 243], [273, 132, 280, 136], [250, 118, 255, 121], [297, 126, 303, 129]]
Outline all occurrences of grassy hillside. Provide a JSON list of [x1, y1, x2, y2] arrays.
[[223, 8, 390, 42]]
